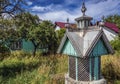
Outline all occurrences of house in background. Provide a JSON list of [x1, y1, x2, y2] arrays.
[[4, 39, 47, 53], [54, 22, 76, 31], [55, 21, 119, 41], [103, 22, 119, 41]]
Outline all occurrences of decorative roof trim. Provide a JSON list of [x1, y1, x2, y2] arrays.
[[57, 29, 114, 58], [66, 32, 82, 56], [57, 33, 67, 53], [85, 29, 114, 56], [102, 32, 114, 54], [57, 31, 82, 56], [75, 16, 93, 21]]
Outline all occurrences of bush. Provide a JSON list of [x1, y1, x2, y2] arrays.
[[0, 51, 40, 77], [0, 59, 24, 76], [110, 37, 120, 51], [101, 54, 120, 80], [0, 42, 10, 60]]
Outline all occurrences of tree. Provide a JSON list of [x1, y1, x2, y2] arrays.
[[56, 28, 66, 45], [0, 0, 25, 43], [0, 41, 10, 60], [15, 12, 40, 28], [105, 14, 120, 29], [110, 37, 120, 51], [0, 0, 27, 51], [0, 0, 27, 18], [15, 12, 40, 38], [0, 28, 19, 59], [16, 12, 57, 56], [28, 21, 57, 56], [14, 12, 40, 55], [0, 28, 20, 47], [0, 18, 15, 30]]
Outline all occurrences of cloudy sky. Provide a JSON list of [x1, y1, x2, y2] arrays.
[[26, 0, 120, 23]]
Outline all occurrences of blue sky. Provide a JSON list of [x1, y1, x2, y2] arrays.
[[26, 0, 120, 23]]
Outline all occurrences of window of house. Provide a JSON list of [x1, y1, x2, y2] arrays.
[[10, 41, 22, 50]]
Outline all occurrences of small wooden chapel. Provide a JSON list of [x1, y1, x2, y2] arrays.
[[57, 2, 114, 84]]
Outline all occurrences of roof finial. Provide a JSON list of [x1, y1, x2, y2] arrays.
[[67, 18, 69, 23], [81, 1, 87, 16], [65, 18, 70, 28], [99, 15, 105, 27], [102, 15, 105, 22]]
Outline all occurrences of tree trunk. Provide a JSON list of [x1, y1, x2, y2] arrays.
[[33, 46, 37, 56], [31, 40, 37, 56]]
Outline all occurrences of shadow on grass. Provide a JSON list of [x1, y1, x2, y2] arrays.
[[0, 63, 39, 78]]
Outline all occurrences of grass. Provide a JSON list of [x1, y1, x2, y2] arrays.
[[0, 51, 68, 84], [101, 52, 120, 84], [0, 51, 120, 84]]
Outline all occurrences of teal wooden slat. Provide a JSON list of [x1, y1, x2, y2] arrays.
[[76, 57, 78, 81], [68, 56, 69, 76], [89, 58, 92, 81], [61, 38, 77, 56], [90, 38, 108, 57], [94, 57, 99, 80]]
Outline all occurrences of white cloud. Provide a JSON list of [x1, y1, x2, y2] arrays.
[[36, 10, 77, 23], [31, 6, 46, 11], [33, 0, 120, 22], [86, 0, 120, 19], [31, 4, 54, 12], [27, 1, 32, 5]]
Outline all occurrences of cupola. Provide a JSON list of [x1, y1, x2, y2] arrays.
[[75, 2, 93, 29]]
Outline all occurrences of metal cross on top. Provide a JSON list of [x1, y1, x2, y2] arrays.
[[57, 2, 114, 84]]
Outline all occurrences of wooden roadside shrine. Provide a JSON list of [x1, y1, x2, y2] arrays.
[[57, 2, 114, 84]]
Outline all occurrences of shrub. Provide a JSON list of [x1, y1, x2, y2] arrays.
[[0, 42, 10, 60], [0, 53, 68, 84], [101, 54, 120, 80], [0, 51, 40, 77], [0, 59, 23, 76], [110, 37, 120, 51]]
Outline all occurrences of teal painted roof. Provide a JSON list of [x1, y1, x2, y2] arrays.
[[57, 27, 114, 57]]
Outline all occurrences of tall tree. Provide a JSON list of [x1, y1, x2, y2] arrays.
[[0, 27, 19, 57], [16, 13, 57, 56], [0, 0, 26, 18], [0, 0, 27, 44], [15, 12, 40, 38], [56, 28, 66, 45], [28, 21, 57, 56], [0, 28, 20, 46]]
